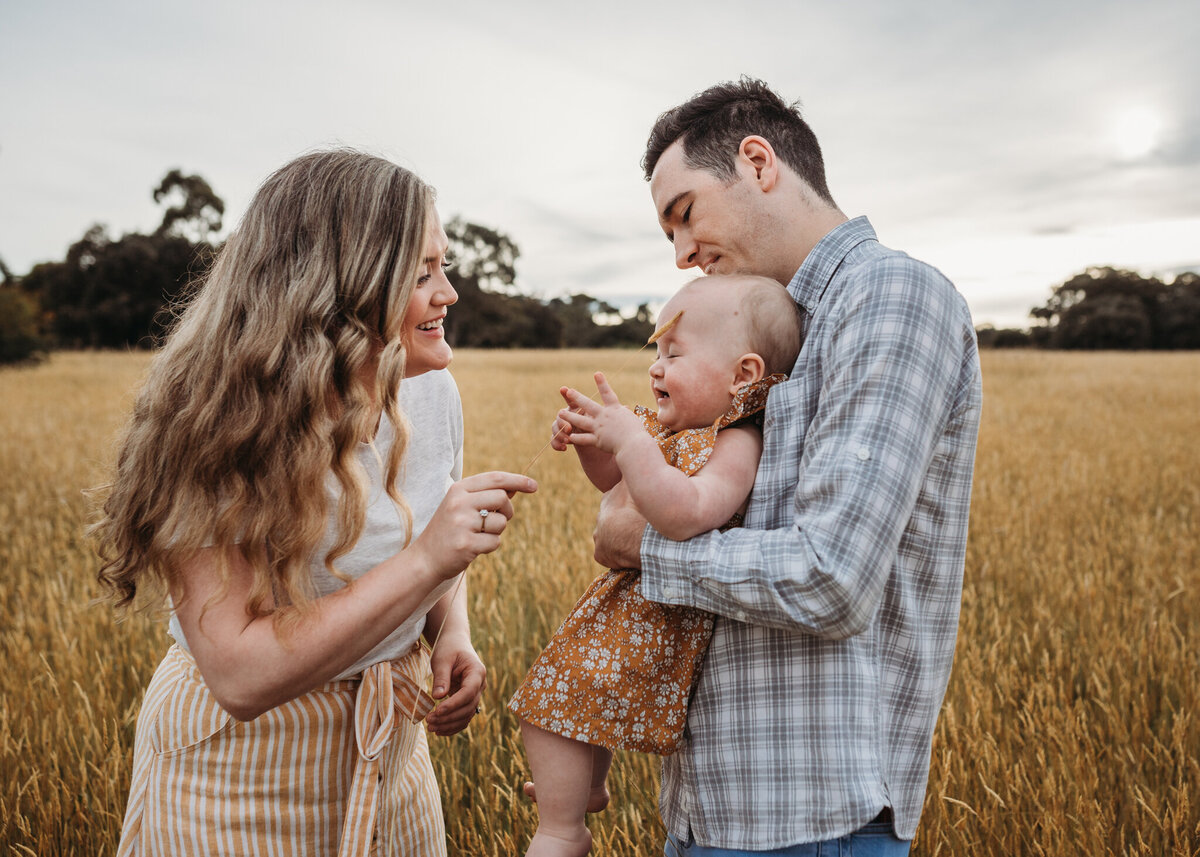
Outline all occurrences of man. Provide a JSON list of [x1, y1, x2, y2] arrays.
[[593, 78, 982, 855]]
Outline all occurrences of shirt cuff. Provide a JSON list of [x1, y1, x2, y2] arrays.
[[639, 522, 704, 606]]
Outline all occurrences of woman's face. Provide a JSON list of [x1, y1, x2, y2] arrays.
[[402, 211, 458, 377]]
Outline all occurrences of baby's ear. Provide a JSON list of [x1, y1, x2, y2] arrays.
[[729, 353, 766, 393]]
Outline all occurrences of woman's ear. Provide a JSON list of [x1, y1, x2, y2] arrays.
[[730, 353, 767, 393], [738, 136, 779, 192]]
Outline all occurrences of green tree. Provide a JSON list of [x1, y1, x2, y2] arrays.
[[442, 218, 565, 348], [975, 325, 1033, 349], [23, 170, 222, 349], [1027, 266, 1200, 350], [547, 294, 621, 348], [595, 302, 655, 348], [445, 218, 518, 293], [153, 169, 225, 242], [0, 285, 46, 364], [1055, 293, 1152, 349], [25, 225, 204, 349], [1154, 272, 1200, 349]]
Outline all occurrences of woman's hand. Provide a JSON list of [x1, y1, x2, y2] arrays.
[[410, 471, 537, 581], [424, 629, 486, 736]]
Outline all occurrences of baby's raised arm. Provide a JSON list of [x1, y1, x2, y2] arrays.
[[559, 373, 762, 541], [552, 389, 622, 492]]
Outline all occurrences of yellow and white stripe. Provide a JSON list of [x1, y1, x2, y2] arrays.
[[118, 644, 444, 856]]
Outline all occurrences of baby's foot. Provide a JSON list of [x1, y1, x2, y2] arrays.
[[525, 826, 592, 857], [522, 781, 610, 813]]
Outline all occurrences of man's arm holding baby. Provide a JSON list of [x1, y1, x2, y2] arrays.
[[593, 482, 648, 570]]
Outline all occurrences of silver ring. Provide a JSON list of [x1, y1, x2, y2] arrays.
[[479, 509, 489, 531]]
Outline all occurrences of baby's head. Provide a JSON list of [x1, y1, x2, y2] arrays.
[[649, 274, 801, 431]]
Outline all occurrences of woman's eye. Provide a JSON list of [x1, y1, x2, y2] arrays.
[[682, 204, 692, 224]]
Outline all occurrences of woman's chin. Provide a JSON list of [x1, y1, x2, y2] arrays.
[[404, 345, 453, 378]]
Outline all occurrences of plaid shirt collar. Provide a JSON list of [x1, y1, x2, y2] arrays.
[[787, 215, 878, 315]]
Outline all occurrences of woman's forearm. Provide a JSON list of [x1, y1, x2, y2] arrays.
[[423, 571, 469, 647], [175, 546, 448, 720]]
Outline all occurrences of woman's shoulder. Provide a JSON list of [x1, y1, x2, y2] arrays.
[[399, 369, 462, 424], [400, 368, 460, 404]]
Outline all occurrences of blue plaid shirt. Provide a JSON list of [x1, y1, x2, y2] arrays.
[[640, 216, 982, 847]]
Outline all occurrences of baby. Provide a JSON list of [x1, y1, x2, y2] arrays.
[[509, 274, 803, 857]]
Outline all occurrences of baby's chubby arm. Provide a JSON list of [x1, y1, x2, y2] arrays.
[[560, 372, 762, 542]]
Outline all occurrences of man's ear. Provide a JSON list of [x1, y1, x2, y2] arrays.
[[738, 136, 779, 192], [730, 353, 767, 393]]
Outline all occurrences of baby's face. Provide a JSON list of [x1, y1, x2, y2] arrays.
[[647, 286, 749, 431]]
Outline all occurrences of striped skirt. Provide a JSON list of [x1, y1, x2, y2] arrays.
[[117, 643, 446, 856]]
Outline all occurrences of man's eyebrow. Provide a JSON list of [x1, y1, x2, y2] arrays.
[[660, 191, 689, 222]]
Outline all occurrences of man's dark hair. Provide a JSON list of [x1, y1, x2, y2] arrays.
[[642, 77, 836, 206]]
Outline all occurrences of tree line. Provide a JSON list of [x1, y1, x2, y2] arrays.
[[2, 171, 1197, 364], [977, 267, 1200, 350], [0, 172, 653, 365]]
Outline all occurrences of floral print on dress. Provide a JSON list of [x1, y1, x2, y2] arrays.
[[508, 375, 784, 755]]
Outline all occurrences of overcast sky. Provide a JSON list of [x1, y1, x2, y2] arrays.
[[3, 0, 1197, 328]]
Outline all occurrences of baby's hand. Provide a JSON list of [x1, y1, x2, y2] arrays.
[[558, 372, 644, 456], [549, 395, 576, 452]]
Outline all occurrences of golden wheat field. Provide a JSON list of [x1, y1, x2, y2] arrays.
[[1, 349, 1198, 855]]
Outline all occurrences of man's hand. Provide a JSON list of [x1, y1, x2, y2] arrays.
[[593, 480, 648, 570]]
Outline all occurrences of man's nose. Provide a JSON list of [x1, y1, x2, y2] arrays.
[[674, 235, 698, 270]]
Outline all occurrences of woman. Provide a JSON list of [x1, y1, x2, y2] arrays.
[[92, 149, 536, 855]]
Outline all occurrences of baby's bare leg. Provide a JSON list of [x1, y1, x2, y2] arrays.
[[520, 720, 596, 857], [522, 739, 612, 814], [589, 744, 612, 809]]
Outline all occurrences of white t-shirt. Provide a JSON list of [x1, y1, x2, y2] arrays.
[[168, 369, 465, 679]]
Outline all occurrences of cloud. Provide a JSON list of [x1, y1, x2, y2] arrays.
[[2, 0, 1197, 337]]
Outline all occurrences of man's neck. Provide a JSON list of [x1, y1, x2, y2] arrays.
[[781, 204, 849, 285]]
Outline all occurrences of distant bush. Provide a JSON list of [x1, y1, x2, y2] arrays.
[[976, 326, 1035, 349], [0, 287, 46, 365]]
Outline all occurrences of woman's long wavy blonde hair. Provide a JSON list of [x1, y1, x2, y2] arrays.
[[92, 149, 431, 625]]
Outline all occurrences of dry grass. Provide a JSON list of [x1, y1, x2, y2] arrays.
[[1, 349, 1197, 855]]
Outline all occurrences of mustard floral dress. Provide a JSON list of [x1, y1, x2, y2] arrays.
[[509, 376, 783, 755]]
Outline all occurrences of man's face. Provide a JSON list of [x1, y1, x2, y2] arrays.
[[649, 141, 767, 279]]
